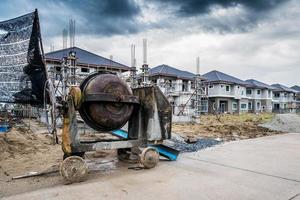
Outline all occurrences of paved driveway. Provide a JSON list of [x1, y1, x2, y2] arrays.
[[4, 133, 300, 200]]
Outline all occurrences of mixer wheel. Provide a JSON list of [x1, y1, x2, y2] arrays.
[[139, 147, 159, 169], [60, 156, 88, 184]]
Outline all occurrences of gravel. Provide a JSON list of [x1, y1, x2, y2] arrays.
[[260, 114, 300, 133], [165, 133, 221, 153]]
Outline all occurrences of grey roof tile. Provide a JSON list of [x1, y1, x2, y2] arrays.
[[203, 70, 248, 85], [45, 47, 130, 70], [245, 79, 275, 90], [291, 85, 300, 92], [149, 64, 198, 80], [271, 83, 297, 93]]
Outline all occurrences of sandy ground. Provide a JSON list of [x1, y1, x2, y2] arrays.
[[172, 113, 282, 141], [0, 113, 290, 197], [3, 133, 300, 200], [0, 120, 61, 177], [0, 120, 122, 198], [0, 120, 63, 197]]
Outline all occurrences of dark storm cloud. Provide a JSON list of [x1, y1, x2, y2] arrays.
[[0, 0, 291, 37], [0, 0, 141, 37], [53, 0, 141, 36], [152, 0, 289, 33], [153, 0, 286, 16]]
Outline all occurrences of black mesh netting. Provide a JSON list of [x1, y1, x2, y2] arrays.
[[0, 10, 48, 105]]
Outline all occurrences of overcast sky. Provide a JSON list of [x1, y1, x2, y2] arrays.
[[0, 0, 299, 86]]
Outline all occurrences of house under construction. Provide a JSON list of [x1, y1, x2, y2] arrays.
[[148, 64, 208, 120], [45, 47, 130, 99]]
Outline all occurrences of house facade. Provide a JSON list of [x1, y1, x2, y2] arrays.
[[45, 47, 130, 97], [148, 66, 298, 115], [148, 64, 207, 116], [271, 84, 297, 113], [291, 85, 300, 112], [202, 70, 249, 114], [245, 79, 274, 113], [151, 67, 298, 115]]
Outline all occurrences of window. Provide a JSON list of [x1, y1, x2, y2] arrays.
[[241, 90, 244, 95], [191, 82, 195, 89], [190, 99, 195, 109], [257, 90, 261, 95], [248, 102, 252, 110], [165, 80, 171, 90], [200, 100, 208, 112], [221, 85, 223, 88], [256, 102, 261, 110], [274, 103, 280, 110], [171, 102, 175, 114], [246, 89, 252, 95], [182, 81, 188, 92], [209, 85, 214, 89], [232, 102, 237, 110], [241, 103, 247, 109], [274, 93, 280, 98], [81, 67, 89, 73], [226, 85, 230, 91], [284, 93, 287, 97]]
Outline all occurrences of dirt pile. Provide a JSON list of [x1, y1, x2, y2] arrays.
[[260, 114, 300, 133], [0, 120, 62, 182], [172, 113, 282, 141], [0, 127, 54, 160], [0, 119, 120, 197], [0, 120, 62, 198]]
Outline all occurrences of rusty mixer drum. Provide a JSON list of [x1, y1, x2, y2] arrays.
[[79, 72, 135, 131]]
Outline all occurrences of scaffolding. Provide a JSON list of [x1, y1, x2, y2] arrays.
[[195, 57, 202, 116]]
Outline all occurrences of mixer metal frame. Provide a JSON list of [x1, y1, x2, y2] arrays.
[[62, 91, 145, 156], [61, 76, 172, 158], [60, 72, 172, 183]]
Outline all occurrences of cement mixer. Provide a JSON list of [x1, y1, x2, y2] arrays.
[[60, 71, 172, 183]]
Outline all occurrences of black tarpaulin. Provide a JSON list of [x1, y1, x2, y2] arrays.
[[0, 9, 48, 105]]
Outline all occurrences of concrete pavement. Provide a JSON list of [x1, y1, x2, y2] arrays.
[[3, 133, 300, 200]]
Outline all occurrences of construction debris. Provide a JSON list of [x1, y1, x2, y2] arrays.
[[172, 113, 282, 142], [12, 165, 59, 180], [184, 136, 197, 144], [168, 134, 220, 153]]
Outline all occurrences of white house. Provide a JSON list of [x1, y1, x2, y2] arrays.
[[202, 70, 249, 114], [271, 84, 297, 113], [245, 79, 274, 113], [291, 85, 300, 112]]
